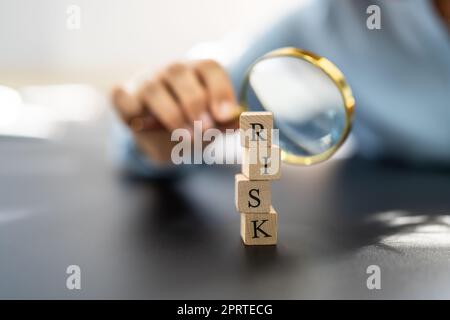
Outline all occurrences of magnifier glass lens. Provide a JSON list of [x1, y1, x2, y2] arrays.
[[243, 52, 352, 163]]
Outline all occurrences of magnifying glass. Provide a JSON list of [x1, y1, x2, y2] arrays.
[[240, 47, 355, 165]]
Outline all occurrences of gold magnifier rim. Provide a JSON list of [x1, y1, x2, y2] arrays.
[[239, 47, 355, 165]]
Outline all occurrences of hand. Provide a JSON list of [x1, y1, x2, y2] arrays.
[[111, 60, 242, 164]]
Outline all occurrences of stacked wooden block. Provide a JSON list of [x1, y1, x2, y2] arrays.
[[235, 112, 281, 245]]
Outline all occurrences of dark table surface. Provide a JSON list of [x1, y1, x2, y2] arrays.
[[1, 116, 450, 299]]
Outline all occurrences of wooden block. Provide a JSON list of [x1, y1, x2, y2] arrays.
[[240, 207, 277, 245], [235, 174, 271, 213], [240, 111, 273, 148], [242, 145, 281, 180]]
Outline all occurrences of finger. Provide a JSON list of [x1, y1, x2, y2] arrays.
[[112, 85, 162, 131], [138, 80, 190, 133], [192, 60, 242, 123], [162, 63, 214, 130], [129, 116, 163, 132], [111, 85, 142, 122]]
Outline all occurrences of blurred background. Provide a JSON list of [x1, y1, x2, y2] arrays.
[[0, 0, 299, 89]]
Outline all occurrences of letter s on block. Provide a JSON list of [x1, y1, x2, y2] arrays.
[[248, 188, 261, 208]]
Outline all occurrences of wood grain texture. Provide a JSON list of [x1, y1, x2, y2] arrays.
[[235, 173, 271, 213], [242, 145, 281, 180], [240, 207, 277, 245], [240, 111, 273, 148]]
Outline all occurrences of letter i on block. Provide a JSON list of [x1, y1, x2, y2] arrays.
[[240, 111, 273, 148], [241, 207, 278, 245], [242, 145, 281, 180]]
